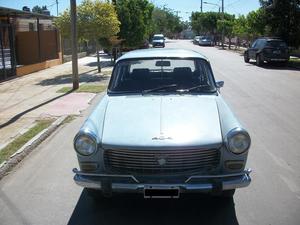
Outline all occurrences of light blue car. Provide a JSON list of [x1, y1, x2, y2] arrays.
[[73, 48, 252, 198]]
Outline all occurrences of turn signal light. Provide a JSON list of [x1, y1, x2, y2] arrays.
[[80, 163, 98, 171], [225, 161, 244, 170]]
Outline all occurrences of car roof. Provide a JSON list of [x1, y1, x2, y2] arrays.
[[117, 48, 208, 62], [258, 37, 284, 42]]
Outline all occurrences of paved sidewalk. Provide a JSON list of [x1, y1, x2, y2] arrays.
[[0, 54, 112, 149]]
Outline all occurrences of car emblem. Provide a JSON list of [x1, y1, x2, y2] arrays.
[[152, 133, 172, 140], [157, 157, 167, 166]]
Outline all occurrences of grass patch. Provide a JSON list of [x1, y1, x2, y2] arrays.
[[288, 58, 300, 68], [0, 119, 54, 164], [62, 115, 77, 125], [57, 84, 107, 93]]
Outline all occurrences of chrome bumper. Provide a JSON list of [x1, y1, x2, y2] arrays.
[[73, 168, 252, 193]]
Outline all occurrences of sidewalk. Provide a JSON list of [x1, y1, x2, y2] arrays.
[[0, 54, 113, 149]]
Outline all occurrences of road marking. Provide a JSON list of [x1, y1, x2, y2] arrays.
[[279, 175, 300, 194], [265, 150, 294, 173]]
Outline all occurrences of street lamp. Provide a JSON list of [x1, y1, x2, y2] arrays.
[[203, 1, 225, 49], [203, 1, 220, 12]]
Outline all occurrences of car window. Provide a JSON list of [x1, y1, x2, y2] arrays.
[[266, 40, 287, 48], [108, 58, 216, 94], [256, 40, 265, 48], [251, 40, 256, 48], [153, 36, 164, 40]]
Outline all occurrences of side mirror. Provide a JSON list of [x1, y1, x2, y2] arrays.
[[216, 81, 224, 88]]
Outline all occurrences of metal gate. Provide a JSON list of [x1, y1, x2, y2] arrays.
[[0, 24, 16, 81]]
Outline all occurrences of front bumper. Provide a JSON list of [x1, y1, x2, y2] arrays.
[[73, 168, 252, 194], [263, 55, 289, 62], [152, 42, 165, 47]]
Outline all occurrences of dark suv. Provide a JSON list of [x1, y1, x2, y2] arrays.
[[244, 38, 289, 66]]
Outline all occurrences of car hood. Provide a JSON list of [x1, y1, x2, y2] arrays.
[[101, 95, 223, 149]]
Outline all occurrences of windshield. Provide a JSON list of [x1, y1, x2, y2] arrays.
[[108, 58, 216, 94], [202, 36, 212, 40], [153, 36, 164, 40], [266, 40, 287, 48]]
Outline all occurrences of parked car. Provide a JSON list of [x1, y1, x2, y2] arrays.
[[193, 36, 201, 44], [244, 38, 289, 66], [199, 36, 214, 46], [73, 48, 252, 199], [152, 34, 165, 48]]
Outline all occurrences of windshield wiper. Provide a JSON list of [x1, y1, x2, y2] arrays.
[[142, 84, 177, 94], [176, 84, 215, 93]]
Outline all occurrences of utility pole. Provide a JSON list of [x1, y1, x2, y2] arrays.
[[70, 0, 79, 89], [56, 0, 58, 16], [221, 0, 224, 49], [201, 0, 203, 12]]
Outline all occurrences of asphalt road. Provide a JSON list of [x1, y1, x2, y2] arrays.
[[0, 40, 300, 225]]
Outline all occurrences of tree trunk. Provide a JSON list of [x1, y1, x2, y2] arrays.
[[96, 43, 101, 73]]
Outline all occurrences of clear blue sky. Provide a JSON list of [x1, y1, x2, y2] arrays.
[[0, 0, 260, 21]]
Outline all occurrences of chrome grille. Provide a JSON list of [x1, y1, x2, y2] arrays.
[[104, 149, 220, 175]]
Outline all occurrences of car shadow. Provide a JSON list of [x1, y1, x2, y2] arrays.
[[246, 62, 300, 71], [67, 189, 239, 225]]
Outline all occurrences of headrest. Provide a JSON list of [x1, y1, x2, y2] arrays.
[[173, 67, 193, 80], [131, 68, 150, 80]]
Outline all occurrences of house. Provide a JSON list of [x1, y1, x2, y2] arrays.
[[0, 6, 62, 81]]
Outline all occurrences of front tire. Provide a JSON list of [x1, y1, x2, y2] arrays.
[[221, 189, 236, 198], [244, 52, 250, 63], [256, 54, 263, 66]]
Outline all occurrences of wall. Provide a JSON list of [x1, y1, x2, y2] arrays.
[[15, 30, 59, 65]]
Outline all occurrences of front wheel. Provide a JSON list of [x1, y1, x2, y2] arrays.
[[256, 54, 263, 66], [244, 53, 250, 63]]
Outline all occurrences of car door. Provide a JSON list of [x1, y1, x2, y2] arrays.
[[248, 40, 259, 59]]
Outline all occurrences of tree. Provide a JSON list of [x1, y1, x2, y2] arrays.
[[32, 5, 48, 14], [54, 10, 71, 39], [217, 19, 234, 49], [246, 8, 267, 39], [260, 0, 300, 47], [150, 7, 184, 38], [191, 11, 234, 45], [233, 15, 248, 48], [115, 0, 154, 47], [55, 0, 120, 73]]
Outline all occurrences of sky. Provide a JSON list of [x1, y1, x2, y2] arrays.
[[0, 0, 260, 21]]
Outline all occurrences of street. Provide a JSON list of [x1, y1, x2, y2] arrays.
[[0, 39, 300, 225]]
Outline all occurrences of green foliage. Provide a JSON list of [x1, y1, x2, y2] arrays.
[[191, 12, 233, 35], [217, 19, 234, 38], [150, 7, 184, 38], [57, 84, 107, 93], [115, 0, 154, 47], [54, 0, 120, 42], [246, 8, 266, 38], [32, 5, 47, 14], [260, 0, 300, 47], [54, 10, 71, 39], [233, 15, 248, 39], [78, 0, 120, 42]]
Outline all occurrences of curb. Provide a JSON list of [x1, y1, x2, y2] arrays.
[[0, 115, 67, 180]]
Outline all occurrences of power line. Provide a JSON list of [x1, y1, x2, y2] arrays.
[[226, 0, 243, 8]]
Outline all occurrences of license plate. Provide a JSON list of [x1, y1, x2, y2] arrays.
[[144, 186, 180, 198], [273, 50, 281, 54]]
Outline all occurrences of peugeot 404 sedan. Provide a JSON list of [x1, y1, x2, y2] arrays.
[[73, 48, 252, 198]]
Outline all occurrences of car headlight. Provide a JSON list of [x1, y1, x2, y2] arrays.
[[226, 128, 251, 154], [74, 133, 97, 156]]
